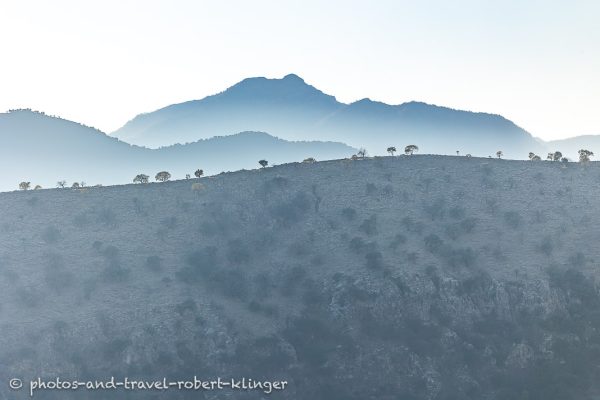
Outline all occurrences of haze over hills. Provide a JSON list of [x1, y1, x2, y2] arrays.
[[547, 135, 600, 160], [0, 110, 355, 192], [112, 74, 547, 158], [2, 156, 600, 399]]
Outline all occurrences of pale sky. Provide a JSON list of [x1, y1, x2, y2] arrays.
[[1, 0, 598, 140]]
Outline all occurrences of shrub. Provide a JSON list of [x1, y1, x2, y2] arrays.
[[389, 234, 407, 250], [445, 247, 476, 269], [503, 211, 522, 229], [365, 183, 377, 195], [538, 236, 553, 256], [179, 246, 219, 282], [341, 207, 357, 221], [145, 256, 162, 272], [155, 171, 171, 182], [401, 216, 424, 234], [449, 206, 466, 219], [227, 238, 252, 264], [424, 234, 444, 254], [271, 191, 311, 226], [359, 215, 377, 236], [350, 237, 376, 254], [41, 226, 61, 244], [365, 251, 385, 270], [423, 198, 446, 221]]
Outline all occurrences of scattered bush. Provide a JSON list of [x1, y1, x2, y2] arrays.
[[359, 215, 378, 236], [41, 226, 61, 244], [503, 211, 522, 229], [145, 255, 162, 272], [271, 191, 312, 227], [341, 207, 357, 221]]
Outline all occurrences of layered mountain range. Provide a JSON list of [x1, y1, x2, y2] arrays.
[[1, 74, 597, 192]]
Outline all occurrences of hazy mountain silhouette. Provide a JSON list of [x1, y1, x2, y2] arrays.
[[112, 74, 546, 158], [547, 135, 600, 160], [0, 110, 355, 192]]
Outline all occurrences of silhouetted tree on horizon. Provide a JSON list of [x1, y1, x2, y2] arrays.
[[387, 146, 396, 156], [155, 171, 171, 182], [133, 174, 149, 184], [578, 149, 594, 163], [259, 160, 268, 168], [405, 145, 418, 155]]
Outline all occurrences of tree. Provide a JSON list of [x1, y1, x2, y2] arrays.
[[185, 174, 191, 180], [578, 149, 594, 163], [553, 151, 563, 161], [532, 155, 542, 161], [71, 182, 80, 189], [528, 152, 535, 160], [547, 153, 554, 161], [258, 160, 268, 168], [34, 185, 42, 190], [133, 174, 149, 184], [56, 180, 67, 188], [357, 148, 367, 158], [496, 150, 503, 159], [155, 171, 171, 182], [18, 182, 31, 191], [194, 169, 204, 178], [303, 157, 316, 163], [466, 154, 472, 158], [561, 157, 569, 164], [387, 146, 396, 156], [456, 150, 460, 156], [404, 145, 418, 155]]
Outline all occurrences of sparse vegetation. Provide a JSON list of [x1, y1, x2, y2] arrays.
[[404, 144, 418, 155], [259, 159, 269, 168], [133, 174, 149, 184], [5, 154, 600, 400], [18, 181, 31, 190], [155, 171, 171, 182], [578, 149, 594, 163]]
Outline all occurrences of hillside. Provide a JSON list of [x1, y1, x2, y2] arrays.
[[0, 110, 354, 192], [112, 74, 544, 158], [2, 155, 600, 399], [547, 135, 600, 160]]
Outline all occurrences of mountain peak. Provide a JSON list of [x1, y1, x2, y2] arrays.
[[282, 73, 305, 83]]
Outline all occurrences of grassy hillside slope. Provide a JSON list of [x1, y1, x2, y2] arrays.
[[1, 155, 600, 399]]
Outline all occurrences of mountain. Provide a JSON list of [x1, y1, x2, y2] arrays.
[[2, 155, 600, 399], [0, 110, 355, 192], [112, 74, 545, 158], [547, 135, 600, 160]]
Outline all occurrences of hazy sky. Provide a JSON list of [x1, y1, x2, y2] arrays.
[[1, 0, 598, 140]]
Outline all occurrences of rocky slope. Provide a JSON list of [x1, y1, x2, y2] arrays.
[[1, 155, 600, 399]]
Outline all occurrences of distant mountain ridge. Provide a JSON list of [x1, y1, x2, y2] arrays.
[[112, 74, 545, 158], [0, 110, 355, 192]]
